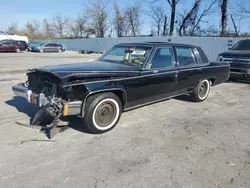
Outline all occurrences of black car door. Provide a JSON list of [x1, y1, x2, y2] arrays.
[[139, 47, 178, 104], [174, 47, 202, 93]]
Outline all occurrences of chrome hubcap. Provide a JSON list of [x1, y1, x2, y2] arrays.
[[94, 101, 117, 127]]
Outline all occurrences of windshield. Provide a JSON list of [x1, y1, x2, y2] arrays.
[[29, 42, 40, 47], [99, 45, 152, 67], [231, 40, 250, 50]]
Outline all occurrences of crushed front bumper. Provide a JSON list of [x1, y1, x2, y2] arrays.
[[12, 83, 82, 116]]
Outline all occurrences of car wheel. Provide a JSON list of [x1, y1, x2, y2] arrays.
[[16, 48, 21, 53], [58, 49, 62, 53], [190, 79, 210, 102], [82, 92, 122, 134], [40, 49, 44, 53]]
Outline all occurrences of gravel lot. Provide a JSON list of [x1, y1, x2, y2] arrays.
[[0, 52, 249, 188]]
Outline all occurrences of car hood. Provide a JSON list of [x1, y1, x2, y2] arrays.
[[32, 46, 41, 49], [31, 60, 141, 83], [219, 50, 250, 58]]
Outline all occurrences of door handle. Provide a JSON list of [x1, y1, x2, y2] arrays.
[[175, 72, 178, 78], [153, 70, 158, 73]]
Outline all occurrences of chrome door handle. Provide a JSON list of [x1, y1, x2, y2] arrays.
[[153, 70, 158, 73]]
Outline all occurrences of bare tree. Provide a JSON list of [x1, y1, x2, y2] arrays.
[[167, 0, 181, 36], [178, 0, 217, 36], [53, 15, 69, 38], [124, 3, 141, 36], [43, 19, 55, 39], [86, 0, 109, 38], [178, 0, 201, 36], [229, 0, 248, 36], [148, 5, 165, 36], [113, 1, 126, 37], [237, 0, 250, 15], [69, 13, 87, 38], [230, 15, 239, 36], [220, 0, 228, 36], [25, 22, 36, 38], [7, 23, 18, 35]]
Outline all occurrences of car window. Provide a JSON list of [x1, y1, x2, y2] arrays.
[[149, 48, 174, 69], [176, 47, 196, 67], [100, 45, 152, 67], [1, 42, 9, 46], [46, 44, 53, 47]]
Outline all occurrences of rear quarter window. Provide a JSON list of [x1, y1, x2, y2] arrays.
[[175, 47, 197, 67], [196, 47, 209, 64]]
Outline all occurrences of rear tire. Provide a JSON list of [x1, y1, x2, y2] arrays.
[[40, 49, 44, 53], [81, 92, 122, 134], [190, 79, 210, 102]]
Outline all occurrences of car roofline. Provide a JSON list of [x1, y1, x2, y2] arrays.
[[114, 42, 198, 48]]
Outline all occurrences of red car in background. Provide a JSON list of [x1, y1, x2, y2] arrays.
[[0, 40, 25, 53]]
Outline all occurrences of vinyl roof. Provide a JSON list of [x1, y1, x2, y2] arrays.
[[116, 42, 197, 48]]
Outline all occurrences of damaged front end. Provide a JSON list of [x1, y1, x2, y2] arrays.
[[12, 70, 83, 138]]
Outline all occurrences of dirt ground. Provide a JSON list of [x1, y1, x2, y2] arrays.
[[0, 52, 249, 188]]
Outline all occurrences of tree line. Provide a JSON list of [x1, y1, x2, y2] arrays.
[[5, 0, 250, 39]]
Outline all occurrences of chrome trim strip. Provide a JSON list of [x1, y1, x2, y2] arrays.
[[66, 101, 83, 116], [81, 88, 127, 117], [64, 65, 229, 86], [124, 91, 192, 111], [230, 71, 250, 75]]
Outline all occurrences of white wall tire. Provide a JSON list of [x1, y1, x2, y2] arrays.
[[82, 92, 122, 134], [92, 98, 120, 131], [190, 79, 211, 102]]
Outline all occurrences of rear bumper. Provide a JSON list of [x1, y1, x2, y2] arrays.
[[12, 84, 82, 116]]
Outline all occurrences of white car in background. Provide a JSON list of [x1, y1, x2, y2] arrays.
[[0, 33, 28, 44]]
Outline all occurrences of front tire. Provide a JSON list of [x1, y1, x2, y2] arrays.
[[82, 92, 122, 134], [190, 79, 210, 102], [16, 48, 21, 53]]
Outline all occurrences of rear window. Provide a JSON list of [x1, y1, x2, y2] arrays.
[[176, 47, 196, 67]]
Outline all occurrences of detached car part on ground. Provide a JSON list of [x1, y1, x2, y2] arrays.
[[217, 39, 250, 80], [12, 42, 230, 138]]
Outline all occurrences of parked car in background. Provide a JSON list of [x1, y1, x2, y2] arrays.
[[14, 40, 29, 51], [12, 42, 230, 137], [28, 42, 40, 51], [0, 40, 24, 53], [31, 43, 65, 53], [217, 39, 250, 80]]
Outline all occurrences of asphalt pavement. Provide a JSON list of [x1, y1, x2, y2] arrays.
[[0, 52, 249, 188]]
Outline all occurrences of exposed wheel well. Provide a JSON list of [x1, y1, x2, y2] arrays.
[[208, 78, 215, 86], [85, 90, 127, 110]]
